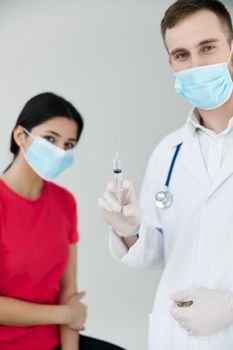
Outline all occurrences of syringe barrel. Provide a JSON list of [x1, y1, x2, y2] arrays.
[[114, 172, 124, 205]]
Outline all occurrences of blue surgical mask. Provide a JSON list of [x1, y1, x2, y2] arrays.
[[21, 128, 74, 181], [175, 49, 233, 110]]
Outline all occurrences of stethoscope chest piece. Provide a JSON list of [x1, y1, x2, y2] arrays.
[[155, 187, 173, 208], [155, 142, 183, 209]]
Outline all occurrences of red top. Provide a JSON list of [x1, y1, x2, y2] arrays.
[[0, 179, 79, 350]]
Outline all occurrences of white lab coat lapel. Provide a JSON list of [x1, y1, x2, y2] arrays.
[[180, 123, 211, 190], [207, 142, 233, 198], [180, 120, 233, 199]]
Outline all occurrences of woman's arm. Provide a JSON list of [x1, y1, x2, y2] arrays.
[[0, 296, 70, 326], [58, 243, 80, 350]]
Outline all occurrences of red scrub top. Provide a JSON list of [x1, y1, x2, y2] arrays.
[[0, 178, 79, 350]]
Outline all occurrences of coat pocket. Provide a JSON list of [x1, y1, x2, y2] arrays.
[[148, 310, 194, 350], [148, 313, 161, 350]]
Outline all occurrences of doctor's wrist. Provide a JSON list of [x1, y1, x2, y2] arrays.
[[121, 235, 139, 249], [115, 223, 140, 238]]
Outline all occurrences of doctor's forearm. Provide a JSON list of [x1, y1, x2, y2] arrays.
[[0, 296, 69, 326]]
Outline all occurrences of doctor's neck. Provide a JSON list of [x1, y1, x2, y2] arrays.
[[197, 93, 233, 134]]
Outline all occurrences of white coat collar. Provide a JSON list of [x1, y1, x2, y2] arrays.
[[180, 110, 211, 191], [187, 107, 233, 138], [179, 108, 233, 197]]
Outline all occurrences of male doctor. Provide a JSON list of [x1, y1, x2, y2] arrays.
[[98, 0, 233, 349]]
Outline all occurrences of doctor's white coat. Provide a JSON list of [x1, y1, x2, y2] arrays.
[[109, 114, 233, 350]]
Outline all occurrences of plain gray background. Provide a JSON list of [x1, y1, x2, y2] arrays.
[[0, 1, 232, 349]]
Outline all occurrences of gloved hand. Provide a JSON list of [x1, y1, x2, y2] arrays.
[[170, 287, 233, 336], [98, 180, 142, 237]]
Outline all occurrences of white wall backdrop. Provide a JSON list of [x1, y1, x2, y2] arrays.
[[0, 1, 231, 349]]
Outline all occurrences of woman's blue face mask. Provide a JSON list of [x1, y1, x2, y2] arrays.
[[21, 128, 74, 181], [174, 48, 233, 110]]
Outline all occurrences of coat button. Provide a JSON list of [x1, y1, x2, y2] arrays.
[[201, 339, 210, 347], [204, 265, 212, 273]]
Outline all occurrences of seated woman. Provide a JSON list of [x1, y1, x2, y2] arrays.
[[0, 92, 125, 350]]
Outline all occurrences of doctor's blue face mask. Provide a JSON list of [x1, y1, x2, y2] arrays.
[[21, 128, 74, 181], [174, 48, 233, 110]]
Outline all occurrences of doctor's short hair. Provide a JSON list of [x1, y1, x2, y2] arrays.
[[161, 0, 233, 44]]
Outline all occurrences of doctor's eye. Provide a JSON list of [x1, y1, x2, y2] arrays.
[[202, 45, 215, 53], [174, 52, 189, 61]]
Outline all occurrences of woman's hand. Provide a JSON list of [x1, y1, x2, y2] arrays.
[[65, 291, 87, 331]]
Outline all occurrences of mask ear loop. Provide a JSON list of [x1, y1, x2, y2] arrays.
[[23, 127, 35, 139], [20, 128, 35, 155], [226, 45, 233, 66]]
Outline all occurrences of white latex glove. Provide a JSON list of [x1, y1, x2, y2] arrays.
[[98, 180, 142, 237], [170, 287, 233, 336]]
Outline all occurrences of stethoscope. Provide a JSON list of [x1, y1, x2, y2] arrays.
[[155, 142, 183, 208]]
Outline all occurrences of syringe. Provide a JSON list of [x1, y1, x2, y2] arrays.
[[113, 149, 124, 206]]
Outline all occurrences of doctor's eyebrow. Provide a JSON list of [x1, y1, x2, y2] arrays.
[[170, 38, 220, 57], [45, 130, 77, 142], [197, 38, 220, 47]]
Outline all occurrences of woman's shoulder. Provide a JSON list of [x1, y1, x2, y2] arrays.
[[46, 181, 76, 205]]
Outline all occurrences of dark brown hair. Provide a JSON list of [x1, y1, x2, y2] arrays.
[[161, 0, 233, 43]]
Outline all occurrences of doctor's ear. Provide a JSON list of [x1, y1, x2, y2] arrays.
[[229, 46, 233, 78], [13, 125, 27, 148], [168, 55, 172, 67], [230, 39, 233, 56]]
